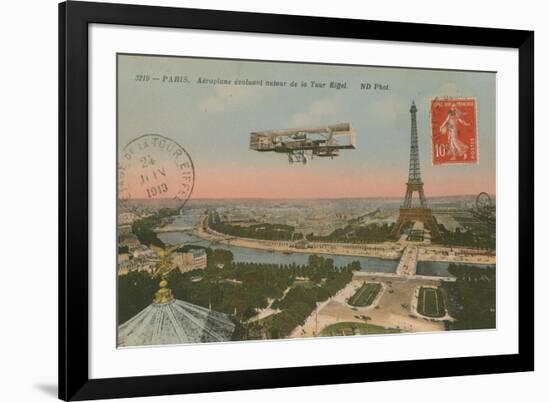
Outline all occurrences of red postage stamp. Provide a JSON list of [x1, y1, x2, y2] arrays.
[[430, 97, 478, 165]]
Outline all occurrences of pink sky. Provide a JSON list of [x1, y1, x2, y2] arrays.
[[123, 164, 495, 200], [186, 167, 495, 199]]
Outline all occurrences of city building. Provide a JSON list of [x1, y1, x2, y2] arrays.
[[117, 252, 130, 264], [118, 212, 139, 225], [117, 256, 158, 276], [173, 249, 207, 272], [118, 232, 141, 251], [131, 244, 157, 259]]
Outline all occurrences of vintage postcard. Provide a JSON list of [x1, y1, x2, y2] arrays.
[[116, 54, 496, 347]]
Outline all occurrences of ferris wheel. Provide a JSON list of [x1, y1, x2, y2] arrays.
[[475, 192, 492, 211]]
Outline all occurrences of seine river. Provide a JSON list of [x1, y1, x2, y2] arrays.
[[157, 214, 494, 277]]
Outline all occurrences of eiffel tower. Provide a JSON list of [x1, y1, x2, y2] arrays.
[[392, 101, 441, 240]]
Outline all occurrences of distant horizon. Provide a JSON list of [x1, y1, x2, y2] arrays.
[[122, 193, 495, 202]]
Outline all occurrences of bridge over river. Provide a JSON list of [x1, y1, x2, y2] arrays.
[[395, 245, 419, 276]]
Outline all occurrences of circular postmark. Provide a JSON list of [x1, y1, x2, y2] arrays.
[[118, 134, 195, 211]]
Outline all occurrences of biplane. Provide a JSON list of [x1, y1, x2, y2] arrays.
[[249, 123, 356, 164]]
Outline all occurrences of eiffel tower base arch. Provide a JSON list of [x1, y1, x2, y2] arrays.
[[392, 207, 442, 240]]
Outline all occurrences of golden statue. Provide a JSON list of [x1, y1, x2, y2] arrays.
[[150, 244, 182, 304]]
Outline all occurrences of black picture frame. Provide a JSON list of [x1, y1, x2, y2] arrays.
[[59, 1, 534, 400]]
